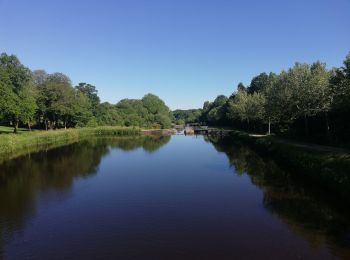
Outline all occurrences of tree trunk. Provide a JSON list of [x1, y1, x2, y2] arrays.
[[64, 121, 67, 130], [268, 118, 271, 135], [28, 122, 32, 131], [45, 120, 48, 131], [13, 119, 19, 134], [304, 114, 309, 137], [324, 112, 330, 135]]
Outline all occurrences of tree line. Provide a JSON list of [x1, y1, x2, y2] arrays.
[[0, 53, 172, 132], [2, 51, 349, 145], [172, 109, 202, 125], [198, 52, 350, 146]]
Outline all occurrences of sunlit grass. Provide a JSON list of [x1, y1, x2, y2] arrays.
[[0, 126, 141, 162], [0, 126, 33, 134]]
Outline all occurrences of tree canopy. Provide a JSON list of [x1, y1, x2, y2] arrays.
[[197, 51, 350, 146], [0, 53, 173, 131], [1, 50, 350, 146]]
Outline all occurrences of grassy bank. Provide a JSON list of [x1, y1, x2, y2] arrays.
[[0, 126, 141, 162], [228, 130, 350, 201]]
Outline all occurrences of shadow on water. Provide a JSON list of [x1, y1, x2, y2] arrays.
[[108, 135, 171, 153], [205, 135, 350, 259], [0, 135, 170, 257], [2, 134, 350, 259]]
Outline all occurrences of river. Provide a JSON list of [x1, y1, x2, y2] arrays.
[[0, 134, 349, 259]]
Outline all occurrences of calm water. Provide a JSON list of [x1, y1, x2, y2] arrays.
[[0, 135, 350, 259]]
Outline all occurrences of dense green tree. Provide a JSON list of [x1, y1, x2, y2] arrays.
[[18, 85, 38, 130], [0, 53, 31, 91], [237, 82, 246, 92], [71, 91, 93, 127], [0, 53, 33, 132], [330, 53, 350, 112], [32, 70, 48, 86], [227, 89, 265, 128], [36, 73, 92, 129], [172, 109, 202, 124], [264, 71, 298, 128], [203, 101, 210, 110], [36, 73, 71, 129], [95, 102, 122, 126], [201, 95, 229, 125], [202, 60, 336, 138], [280, 62, 331, 135], [288, 63, 315, 135], [328, 52, 350, 144], [141, 94, 172, 128], [75, 83, 100, 115], [117, 99, 147, 127], [0, 67, 15, 119], [308, 62, 333, 134], [247, 73, 270, 94]]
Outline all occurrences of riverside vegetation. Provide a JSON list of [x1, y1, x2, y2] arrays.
[[172, 51, 350, 201], [0, 52, 173, 160], [0, 53, 173, 132], [176, 51, 350, 148], [1, 51, 350, 193], [1, 50, 350, 147], [0, 126, 140, 162]]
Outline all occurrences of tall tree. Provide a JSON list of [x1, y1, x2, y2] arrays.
[[247, 73, 269, 94], [141, 94, 172, 128], [308, 62, 332, 134], [0, 53, 32, 133], [330, 52, 350, 112], [227, 89, 265, 129], [264, 71, 299, 131], [18, 85, 38, 130], [75, 83, 100, 115]]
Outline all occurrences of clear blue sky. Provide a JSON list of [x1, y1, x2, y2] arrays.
[[0, 0, 349, 109]]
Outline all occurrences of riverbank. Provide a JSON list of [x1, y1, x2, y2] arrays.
[[142, 129, 176, 136], [228, 130, 350, 201], [0, 126, 141, 162]]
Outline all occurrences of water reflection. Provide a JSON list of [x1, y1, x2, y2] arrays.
[[108, 135, 171, 153], [2, 134, 350, 259], [206, 135, 350, 259], [0, 135, 170, 257]]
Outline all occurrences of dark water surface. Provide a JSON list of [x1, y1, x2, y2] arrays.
[[1, 135, 350, 259]]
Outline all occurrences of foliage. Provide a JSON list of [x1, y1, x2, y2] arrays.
[[95, 102, 122, 126], [199, 51, 350, 146], [2, 50, 350, 143], [227, 89, 265, 124], [201, 95, 229, 125], [172, 109, 202, 124], [0, 53, 172, 131], [75, 83, 100, 115], [0, 53, 33, 132], [330, 53, 350, 112], [115, 94, 172, 128]]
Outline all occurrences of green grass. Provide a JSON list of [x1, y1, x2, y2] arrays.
[[0, 126, 34, 134], [0, 126, 141, 162]]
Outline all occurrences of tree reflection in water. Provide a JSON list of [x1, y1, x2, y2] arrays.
[[206, 135, 350, 259], [0, 135, 170, 257]]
